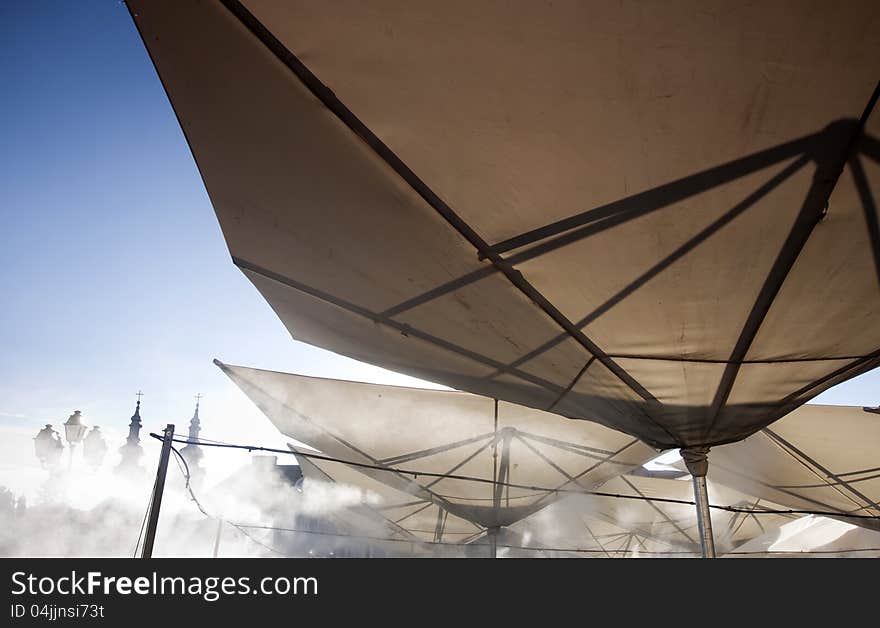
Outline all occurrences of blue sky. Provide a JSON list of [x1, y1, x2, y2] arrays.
[[0, 1, 877, 495], [0, 1, 434, 495]]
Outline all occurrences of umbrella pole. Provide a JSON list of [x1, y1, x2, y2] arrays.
[[682, 447, 716, 558], [691, 473, 716, 558], [212, 518, 223, 558], [488, 526, 498, 558]]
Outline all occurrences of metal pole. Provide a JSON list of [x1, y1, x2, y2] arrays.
[[141, 424, 174, 559], [212, 518, 224, 558], [681, 447, 716, 558], [691, 474, 716, 558], [488, 526, 498, 558]]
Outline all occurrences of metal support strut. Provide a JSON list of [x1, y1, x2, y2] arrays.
[[681, 447, 716, 558], [212, 518, 224, 558], [141, 424, 175, 559]]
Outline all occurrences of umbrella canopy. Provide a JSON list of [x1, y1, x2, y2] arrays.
[[700, 404, 880, 530], [513, 475, 795, 556], [129, 0, 880, 448], [728, 515, 880, 557], [292, 448, 484, 547], [294, 451, 595, 556], [513, 509, 692, 558], [216, 360, 655, 528], [295, 444, 796, 557]]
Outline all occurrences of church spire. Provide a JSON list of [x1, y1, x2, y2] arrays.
[[188, 393, 202, 441], [117, 391, 145, 476], [179, 394, 205, 485], [127, 391, 143, 446]]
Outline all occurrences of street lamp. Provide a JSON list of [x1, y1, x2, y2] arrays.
[[63, 410, 89, 468], [33, 424, 64, 468], [83, 426, 108, 469]]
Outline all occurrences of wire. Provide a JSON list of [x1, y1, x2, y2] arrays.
[[229, 523, 670, 554], [164, 446, 496, 553], [133, 462, 161, 557], [149, 433, 880, 522], [181, 433, 237, 446], [226, 523, 288, 556], [168, 444, 415, 554], [170, 447, 210, 519], [727, 547, 880, 556], [435, 490, 548, 502], [235, 523, 428, 547], [773, 470, 880, 489], [132, 494, 151, 558], [168, 444, 287, 556], [159, 440, 880, 557], [222, 525, 880, 557]]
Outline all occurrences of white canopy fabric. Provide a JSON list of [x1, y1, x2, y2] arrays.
[[216, 360, 655, 528], [701, 404, 880, 530], [511, 511, 694, 558], [292, 448, 484, 547], [295, 451, 593, 556], [727, 515, 880, 557], [512, 475, 795, 556], [129, 0, 880, 449], [296, 443, 797, 557]]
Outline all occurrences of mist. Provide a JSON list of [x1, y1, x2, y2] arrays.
[[0, 436, 405, 558]]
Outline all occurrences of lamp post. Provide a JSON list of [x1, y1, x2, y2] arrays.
[[33, 424, 64, 468], [83, 426, 108, 469], [63, 410, 89, 469]]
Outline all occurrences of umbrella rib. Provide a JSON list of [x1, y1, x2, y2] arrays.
[[703, 349, 880, 447], [849, 154, 880, 286], [380, 129, 835, 322], [219, 0, 671, 439], [424, 439, 497, 490], [256, 381, 463, 514], [516, 430, 617, 458], [393, 502, 433, 525], [583, 521, 612, 558], [762, 428, 880, 514], [487, 133, 817, 256], [526, 438, 642, 511], [705, 82, 880, 439], [544, 357, 594, 412], [381, 132, 812, 322], [514, 434, 587, 488], [710, 457, 863, 516], [861, 133, 880, 164], [378, 432, 496, 466], [234, 257, 565, 396], [603, 353, 871, 364], [491, 154, 809, 377], [375, 500, 425, 512], [768, 349, 880, 421], [620, 476, 697, 546], [298, 458, 422, 541], [380, 266, 497, 318]]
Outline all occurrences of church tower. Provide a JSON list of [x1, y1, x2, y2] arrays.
[[179, 394, 205, 486], [117, 392, 145, 476]]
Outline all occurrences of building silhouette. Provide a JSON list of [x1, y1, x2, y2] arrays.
[[117, 394, 145, 476], [178, 395, 205, 487]]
